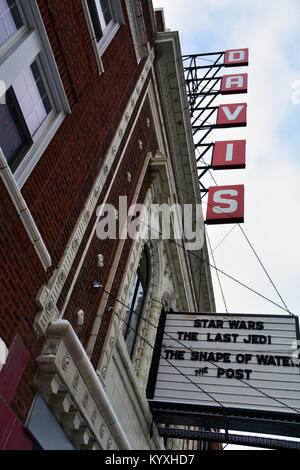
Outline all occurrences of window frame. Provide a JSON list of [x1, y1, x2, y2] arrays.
[[123, 246, 150, 358], [82, 0, 124, 73], [0, 0, 26, 52], [3, 85, 34, 172], [0, 0, 70, 187]]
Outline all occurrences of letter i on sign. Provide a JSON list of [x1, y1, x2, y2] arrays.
[[212, 140, 246, 169]]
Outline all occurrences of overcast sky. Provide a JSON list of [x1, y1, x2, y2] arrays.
[[153, 0, 300, 318], [152, 0, 300, 450]]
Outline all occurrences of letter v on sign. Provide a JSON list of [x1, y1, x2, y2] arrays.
[[217, 103, 247, 128]]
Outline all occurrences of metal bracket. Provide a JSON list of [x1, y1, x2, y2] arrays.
[[182, 51, 227, 195]]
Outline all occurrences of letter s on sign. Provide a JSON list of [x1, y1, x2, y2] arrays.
[[205, 185, 244, 225], [212, 189, 238, 214]]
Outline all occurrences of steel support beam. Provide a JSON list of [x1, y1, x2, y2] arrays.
[[158, 427, 300, 450]]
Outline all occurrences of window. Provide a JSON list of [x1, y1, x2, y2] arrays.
[[0, 0, 23, 47], [123, 247, 149, 357], [83, 0, 124, 72], [0, 0, 70, 186], [87, 0, 113, 41], [1, 60, 52, 172]]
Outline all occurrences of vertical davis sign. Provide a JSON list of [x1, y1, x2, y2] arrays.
[[147, 312, 300, 418], [204, 48, 249, 225]]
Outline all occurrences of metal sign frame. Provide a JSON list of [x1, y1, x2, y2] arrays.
[[182, 51, 248, 195], [157, 427, 300, 450], [147, 311, 300, 439]]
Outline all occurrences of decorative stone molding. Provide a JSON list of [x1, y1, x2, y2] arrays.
[[34, 50, 155, 335], [95, 182, 156, 379], [34, 320, 131, 450], [125, 0, 148, 64], [155, 31, 213, 312], [98, 152, 186, 387], [86, 150, 153, 361], [98, 229, 147, 380], [0, 149, 52, 271]]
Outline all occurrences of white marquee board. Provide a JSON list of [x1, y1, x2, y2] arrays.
[[150, 313, 300, 415]]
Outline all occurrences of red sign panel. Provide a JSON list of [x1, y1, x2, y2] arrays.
[[0, 336, 33, 450], [0, 400, 33, 450], [206, 185, 244, 224], [224, 48, 249, 67], [212, 140, 246, 169], [0, 335, 30, 403], [221, 74, 248, 94], [217, 103, 247, 127]]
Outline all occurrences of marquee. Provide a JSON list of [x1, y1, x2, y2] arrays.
[[147, 312, 300, 437]]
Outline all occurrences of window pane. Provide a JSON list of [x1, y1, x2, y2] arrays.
[[94, 0, 107, 32], [131, 280, 144, 324], [100, 0, 112, 26], [13, 61, 51, 136], [123, 273, 139, 337], [0, 0, 23, 47], [123, 248, 150, 357], [0, 98, 26, 167], [126, 276, 146, 356], [126, 279, 144, 356], [87, 0, 103, 41]]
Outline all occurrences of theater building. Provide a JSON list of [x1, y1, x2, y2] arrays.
[[0, 0, 216, 450]]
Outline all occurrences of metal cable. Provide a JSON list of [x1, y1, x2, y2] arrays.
[[136, 218, 296, 317], [206, 226, 229, 313], [237, 224, 292, 315], [176, 185, 294, 316], [95, 287, 300, 415], [112, 308, 227, 410]]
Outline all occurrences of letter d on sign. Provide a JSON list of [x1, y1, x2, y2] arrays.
[[224, 48, 249, 67], [205, 185, 245, 225]]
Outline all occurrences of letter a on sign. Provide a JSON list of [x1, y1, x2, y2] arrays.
[[212, 140, 246, 169], [224, 48, 249, 67], [221, 74, 248, 94], [217, 103, 247, 127], [206, 185, 244, 224]]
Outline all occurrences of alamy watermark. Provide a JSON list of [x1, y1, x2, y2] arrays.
[[291, 80, 300, 104], [0, 338, 7, 371], [0, 80, 6, 105], [95, 196, 205, 251], [290, 340, 300, 366]]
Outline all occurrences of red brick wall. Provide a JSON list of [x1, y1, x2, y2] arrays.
[[0, 181, 46, 422], [155, 10, 165, 32], [0, 0, 156, 424], [60, 95, 158, 356], [142, 0, 156, 47], [24, 0, 143, 270], [90, 166, 153, 368]]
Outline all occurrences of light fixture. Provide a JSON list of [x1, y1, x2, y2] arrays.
[[77, 309, 84, 326], [92, 282, 103, 288], [97, 254, 104, 267]]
